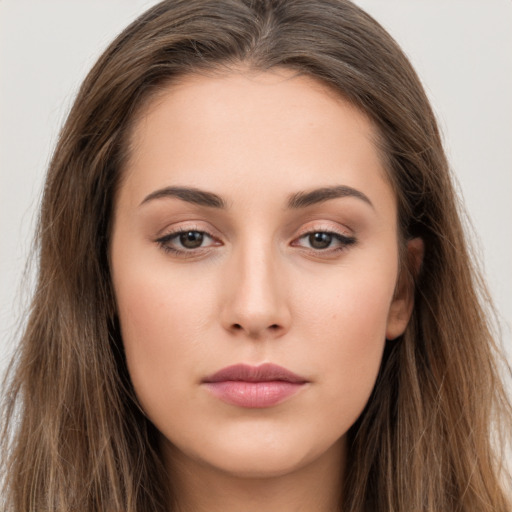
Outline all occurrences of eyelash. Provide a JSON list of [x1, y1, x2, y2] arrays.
[[155, 227, 357, 257], [155, 227, 217, 256], [292, 229, 356, 253]]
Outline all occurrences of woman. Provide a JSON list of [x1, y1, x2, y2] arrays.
[[1, 1, 511, 510]]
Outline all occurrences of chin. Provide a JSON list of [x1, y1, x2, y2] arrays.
[[163, 421, 345, 480], [208, 443, 310, 478]]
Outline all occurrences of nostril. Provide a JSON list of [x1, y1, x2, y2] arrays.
[[231, 323, 281, 333]]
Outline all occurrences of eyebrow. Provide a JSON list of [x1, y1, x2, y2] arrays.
[[140, 186, 226, 208], [140, 184, 373, 210], [287, 185, 374, 209]]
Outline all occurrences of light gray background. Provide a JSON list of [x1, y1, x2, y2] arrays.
[[1, 1, 511, 390]]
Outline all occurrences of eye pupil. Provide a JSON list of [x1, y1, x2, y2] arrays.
[[180, 231, 204, 248], [309, 232, 332, 249]]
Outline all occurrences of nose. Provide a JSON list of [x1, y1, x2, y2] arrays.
[[220, 243, 291, 339]]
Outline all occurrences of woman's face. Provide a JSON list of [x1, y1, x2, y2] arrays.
[[110, 69, 415, 479]]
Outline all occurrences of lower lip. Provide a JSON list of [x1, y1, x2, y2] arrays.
[[204, 381, 305, 408]]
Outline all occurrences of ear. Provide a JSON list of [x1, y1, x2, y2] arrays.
[[386, 237, 424, 340]]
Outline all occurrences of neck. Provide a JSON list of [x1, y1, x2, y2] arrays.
[[163, 438, 345, 512]]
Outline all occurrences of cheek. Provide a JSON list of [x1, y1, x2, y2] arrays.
[[119, 274, 207, 344], [113, 261, 217, 415], [295, 262, 396, 420], [299, 262, 396, 348]]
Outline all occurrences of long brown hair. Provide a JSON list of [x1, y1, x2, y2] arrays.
[[2, 1, 511, 510]]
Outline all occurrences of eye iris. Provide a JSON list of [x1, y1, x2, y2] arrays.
[[179, 231, 204, 248], [309, 232, 332, 249]]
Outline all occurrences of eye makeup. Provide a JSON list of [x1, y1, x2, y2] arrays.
[[154, 224, 357, 259]]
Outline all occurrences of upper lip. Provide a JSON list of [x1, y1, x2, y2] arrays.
[[202, 363, 308, 383]]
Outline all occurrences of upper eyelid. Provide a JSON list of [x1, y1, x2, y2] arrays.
[[294, 223, 353, 238], [156, 222, 219, 238], [155, 222, 353, 239], [153, 216, 356, 242]]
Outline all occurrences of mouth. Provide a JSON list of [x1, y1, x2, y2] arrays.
[[202, 363, 309, 408]]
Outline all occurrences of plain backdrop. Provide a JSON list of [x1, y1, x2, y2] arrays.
[[1, 1, 511, 393]]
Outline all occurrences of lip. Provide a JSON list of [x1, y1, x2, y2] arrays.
[[202, 363, 309, 408]]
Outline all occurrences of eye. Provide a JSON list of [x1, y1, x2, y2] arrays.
[[177, 230, 207, 249], [307, 232, 335, 250], [293, 230, 356, 252], [156, 229, 219, 254]]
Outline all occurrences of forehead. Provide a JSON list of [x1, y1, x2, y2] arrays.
[[120, 68, 395, 216]]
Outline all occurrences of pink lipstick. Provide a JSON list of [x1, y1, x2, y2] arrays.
[[202, 363, 308, 408]]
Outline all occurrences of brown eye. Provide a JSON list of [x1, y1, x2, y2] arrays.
[[156, 229, 218, 254], [292, 230, 357, 253], [309, 232, 333, 249], [179, 231, 204, 249]]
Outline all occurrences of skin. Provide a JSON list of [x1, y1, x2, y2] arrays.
[[110, 68, 420, 512]]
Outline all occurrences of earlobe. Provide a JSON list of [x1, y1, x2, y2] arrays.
[[386, 237, 424, 340]]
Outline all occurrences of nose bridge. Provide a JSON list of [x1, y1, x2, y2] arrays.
[[222, 235, 289, 337]]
